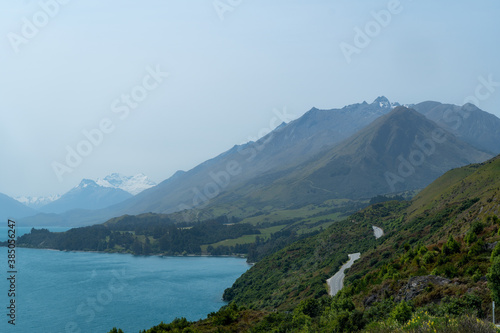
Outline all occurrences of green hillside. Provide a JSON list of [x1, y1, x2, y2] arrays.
[[127, 155, 500, 332]]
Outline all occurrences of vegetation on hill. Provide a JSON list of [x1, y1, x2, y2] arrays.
[[12, 198, 367, 260], [113, 156, 500, 332], [13, 215, 259, 255]]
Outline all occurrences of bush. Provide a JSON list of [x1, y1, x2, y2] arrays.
[[325, 308, 364, 332], [434, 263, 458, 278], [364, 311, 497, 333], [390, 301, 413, 324], [363, 299, 395, 323], [440, 294, 484, 317], [207, 302, 239, 325], [468, 241, 484, 256], [295, 298, 321, 318], [464, 231, 477, 246], [422, 251, 436, 265], [491, 242, 500, 261], [487, 256, 500, 302], [418, 246, 428, 256], [442, 235, 460, 255], [470, 221, 484, 235]]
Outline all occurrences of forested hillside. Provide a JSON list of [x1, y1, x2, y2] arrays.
[[121, 155, 500, 332]]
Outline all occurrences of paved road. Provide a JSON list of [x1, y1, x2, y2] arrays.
[[372, 226, 384, 239], [326, 253, 361, 296]]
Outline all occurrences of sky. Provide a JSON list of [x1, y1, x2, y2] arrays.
[[1, 0, 499, 198]]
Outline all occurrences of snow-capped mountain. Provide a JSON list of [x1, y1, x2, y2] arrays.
[[372, 96, 401, 109], [96, 173, 157, 195], [40, 179, 133, 214], [15, 195, 60, 209], [37, 173, 156, 214]]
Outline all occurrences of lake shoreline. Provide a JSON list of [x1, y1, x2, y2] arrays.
[[3, 245, 251, 261], [1, 247, 250, 332]]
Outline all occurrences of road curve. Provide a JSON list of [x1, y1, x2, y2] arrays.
[[372, 226, 384, 239], [326, 253, 361, 296]]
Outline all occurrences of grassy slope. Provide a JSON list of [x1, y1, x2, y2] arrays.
[[223, 201, 409, 311], [128, 156, 500, 333], [224, 155, 500, 315]]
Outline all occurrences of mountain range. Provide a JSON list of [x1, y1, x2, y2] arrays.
[[102, 98, 495, 216], [0, 193, 38, 222], [214, 106, 490, 208], [13, 145, 500, 332], [13, 97, 500, 227], [96, 173, 157, 195], [15, 195, 61, 210], [2, 173, 156, 219], [39, 179, 133, 214]]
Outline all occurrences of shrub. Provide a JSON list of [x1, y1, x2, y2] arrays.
[[390, 300, 413, 324], [422, 251, 435, 265], [443, 264, 458, 278], [491, 242, 500, 262], [207, 302, 239, 325], [469, 242, 484, 256], [442, 235, 460, 255], [487, 256, 500, 302], [464, 231, 477, 246], [295, 298, 321, 318], [470, 221, 484, 235], [440, 294, 484, 317]]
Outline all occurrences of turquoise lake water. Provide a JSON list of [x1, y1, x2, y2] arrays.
[[0, 247, 250, 332]]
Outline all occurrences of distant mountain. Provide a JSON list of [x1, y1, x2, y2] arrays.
[[412, 101, 500, 154], [15, 195, 60, 209], [213, 107, 492, 207], [100, 97, 400, 216], [0, 193, 38, 221], [17, 98, 500, 227], [40, 179, 133, 214], [96, 173, 157, 195]]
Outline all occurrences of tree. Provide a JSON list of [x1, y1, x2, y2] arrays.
[[442, 235, 460, 255], [295, 298, 321, 318], [491, 242, 500, 262], [488, 256, 500, 302], [131, 239, 143, 255], [107, 328, 124, 333]]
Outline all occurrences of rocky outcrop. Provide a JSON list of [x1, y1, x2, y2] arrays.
[[395, 275, 451, 302]]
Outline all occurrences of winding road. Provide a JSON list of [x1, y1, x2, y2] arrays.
[[326, 253, 361, 296], [326, 226, 385, 296]]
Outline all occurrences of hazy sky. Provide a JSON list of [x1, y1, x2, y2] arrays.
[[1, 0, 499, 198]]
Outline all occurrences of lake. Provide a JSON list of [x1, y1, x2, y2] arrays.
[[0, 247, 250, 332]]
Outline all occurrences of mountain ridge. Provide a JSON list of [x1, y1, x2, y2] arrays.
[[17, 98, 500, 227], [208, 106, 492, 208], [39, 179, 133, 214]]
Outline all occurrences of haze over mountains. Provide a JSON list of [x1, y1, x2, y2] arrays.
[[37, 173, 157, 214], [412, 102, 500, 155], [1, 174, 156, 222], [215, 107, 491, 207], [9, 97, 500, 227], [0, 193, 38, 222], [15, 195, 61, 210], [39, 179, 133, 214]]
